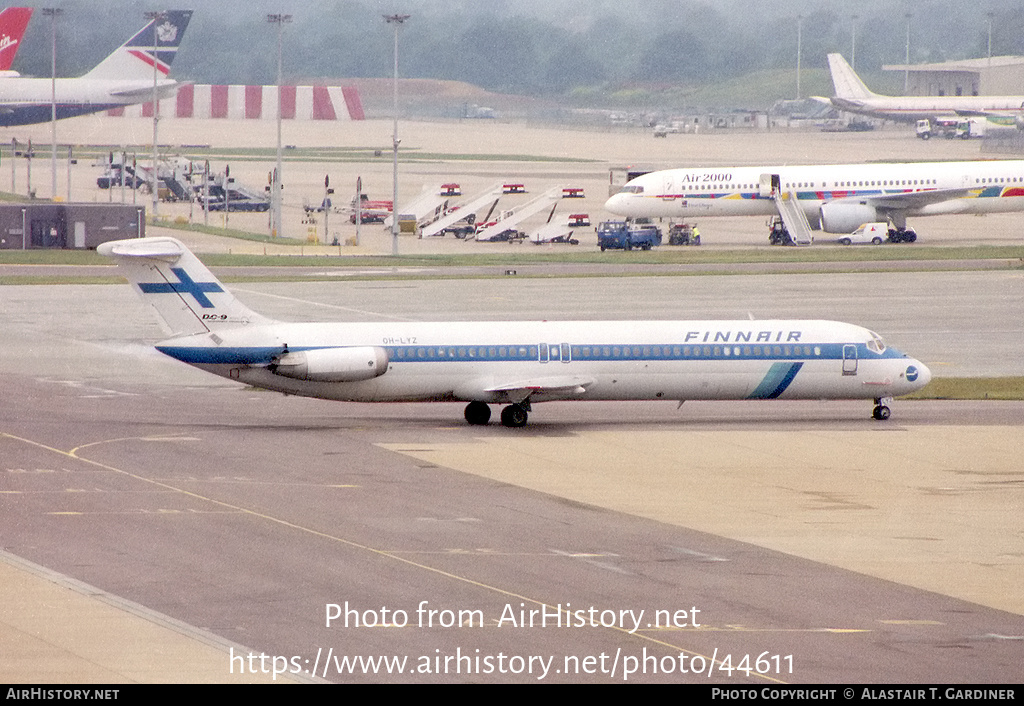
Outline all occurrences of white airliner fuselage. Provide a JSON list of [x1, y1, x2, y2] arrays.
[[826, 52, 1024, 124], [0, 78, 181, 125], [604, 160, 1024, 234], [99, 237, 930, 426]]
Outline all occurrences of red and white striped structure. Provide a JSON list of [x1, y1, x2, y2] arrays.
[[108, 84, 365, 121]]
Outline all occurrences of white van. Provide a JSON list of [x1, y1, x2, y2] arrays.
[[839, 223, 888, 245]]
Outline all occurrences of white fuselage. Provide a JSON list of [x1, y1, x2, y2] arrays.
[[0, 77, 179, 126], [154, 319, 930, 405], [831, 94, 1024, 123], [603, 160, 1024, 229]]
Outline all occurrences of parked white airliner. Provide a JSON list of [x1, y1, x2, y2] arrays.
[[604, 159, 1024, 239], [827, 53, 1024, 123], [0, 9, 192, 126], [99, 237, 930, 426]]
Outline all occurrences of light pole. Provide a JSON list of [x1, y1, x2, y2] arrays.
[[851, 15, 858, 71], [904, 13, 912, 95], [987, 11, 995, 74], [43, 8, 62, 201], [795, 15, 803, 100], [267, 13, 291, 239], [145, 11, 165, 221], [385, 13, 409, 257]]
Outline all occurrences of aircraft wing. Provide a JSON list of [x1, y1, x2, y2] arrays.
[[110, 82, 181, 99], [484, 375, 595, 403], [954, 109, 996, 118], [832, 187, 976, 210]]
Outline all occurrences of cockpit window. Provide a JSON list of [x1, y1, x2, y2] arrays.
[[865, 332, 887, 354], [621, 185, 644, 194]]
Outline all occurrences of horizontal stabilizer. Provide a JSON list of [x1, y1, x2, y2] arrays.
[[99, 236, 187, 261]]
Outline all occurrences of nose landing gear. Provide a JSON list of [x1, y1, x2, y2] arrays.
[[872, 397, 892, 420]]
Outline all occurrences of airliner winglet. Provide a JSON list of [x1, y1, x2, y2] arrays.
[[100, 237, 931, 426]]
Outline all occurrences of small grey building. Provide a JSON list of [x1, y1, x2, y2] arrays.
[[0, 203, 145, 249]]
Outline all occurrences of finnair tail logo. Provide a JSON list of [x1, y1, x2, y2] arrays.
[[139, 268, 224, 308]]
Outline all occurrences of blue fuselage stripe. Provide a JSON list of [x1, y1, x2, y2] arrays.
[[748, 362, 804, 399]]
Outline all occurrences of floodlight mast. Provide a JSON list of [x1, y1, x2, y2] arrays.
[[385, 13, 410, 256], [267, 14, 292, 239]]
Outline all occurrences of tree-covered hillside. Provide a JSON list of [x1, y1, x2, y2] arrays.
[[13, 0, 1024, 105]]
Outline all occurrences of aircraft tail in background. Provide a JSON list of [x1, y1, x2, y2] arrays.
[[83, 9, 193, 83], [827, 53, 878, 101], [0, 7, 33, 73]]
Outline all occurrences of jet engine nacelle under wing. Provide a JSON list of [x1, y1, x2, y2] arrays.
[[271, 347, 389, 382], [820, 202, 879, 234]]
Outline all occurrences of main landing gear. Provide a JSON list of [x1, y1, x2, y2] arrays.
[[872, 397, 892, 421], [463, 401, 530, 427], [887, 227, 917, 243]]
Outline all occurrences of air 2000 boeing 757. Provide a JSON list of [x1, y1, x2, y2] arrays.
[[99, 238, 931, 426], [604, 159, 1024, 242]]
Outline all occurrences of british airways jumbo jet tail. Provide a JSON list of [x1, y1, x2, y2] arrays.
[[98, 237, 931, 426], [0, 9, 192, 126], [604, 159, 1024, 242], [0, 7, 32, 75]]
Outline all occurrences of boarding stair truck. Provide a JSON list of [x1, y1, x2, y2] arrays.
[[419, 183, 503, 238], [760, 173, 812, 246], [96, 154, 146, 189], [161, 160, 199, 202], [199, 171, 271, 212], [384, 184, 451, 233], [475, 188, 562, 242]]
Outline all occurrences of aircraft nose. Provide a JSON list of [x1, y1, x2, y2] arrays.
[[604, 193, 624, 214], [908, 360, 931, 389]]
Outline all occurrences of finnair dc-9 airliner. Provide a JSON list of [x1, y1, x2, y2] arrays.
[[99, 237, 931, 426]]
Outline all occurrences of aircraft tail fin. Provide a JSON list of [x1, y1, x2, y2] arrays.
[[827, 53, 877, 100], [98, 236, 270, 338], [0, 7, 32, 72], [82, 9, 193, 82]]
